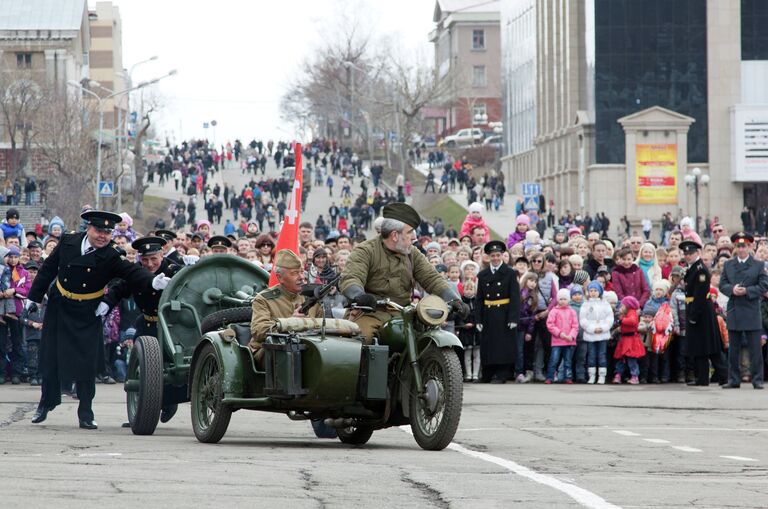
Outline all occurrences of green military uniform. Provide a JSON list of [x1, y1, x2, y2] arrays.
[[340, 236, 449, 342], [248, 285, 323, 363]]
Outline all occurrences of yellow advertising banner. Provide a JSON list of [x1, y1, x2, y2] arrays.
[[636, 144, 677, 204]]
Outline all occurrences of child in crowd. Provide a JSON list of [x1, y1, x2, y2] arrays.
[[545, 289, 579, 384], [668, 266, 689, 382], [569, 286, 587, 383], [661, 247, 682, 279], [460, 202, 490, 244], [21, 262, 43, 385], [517, 272, 539, 383], [642, 280, 671, 383], [613, 296, 645, 384], [513, 257, 529, 278], [506, 214, 530, 248], [524, 230, 541, 252], [572, 270, 591, 293], [613, 247, 650, 308], [580, 281, 614, 384], [595, 265, 613, 292], [456, 279, 479, 382], [446, 264, 461, 290]]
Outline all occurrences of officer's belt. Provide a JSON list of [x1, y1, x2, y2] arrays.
[[143, 314, 158, 322], [484, 298, 510, 306], [55, 279, 105, 301], [685, 297, 694, 304]]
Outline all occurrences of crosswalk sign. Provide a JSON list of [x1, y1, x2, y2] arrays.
[[524, 195, 539, 211], [99, 181, 114, 197]]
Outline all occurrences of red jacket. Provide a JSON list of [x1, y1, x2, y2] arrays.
[[612, 264, 650, 308]]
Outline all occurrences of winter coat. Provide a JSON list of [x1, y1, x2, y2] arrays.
[[459, 215, 490, 243], [614, 309, 646, 359], [642, 295, 669, 317], [518, 289, 537, 335], [546, 305, 579, 346], [612, 264, 650, 308], [579, 298, 614, 342], [506, 230, 526, 249], [455, 295, 478, 347], [3, 263, 31, 315], [535, 271, 558, 311], [669, 286, 687, 335]]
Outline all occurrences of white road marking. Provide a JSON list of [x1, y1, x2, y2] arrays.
[[671, 446, 702, 453], [399, 426, 622, 509], [611, 430, 640, 436], [78, 452, 122, 457], [446, 441, 623, 509], [720, 455, 759, 462], [522, 426, 768, 432], [642, 438, 670, 444]]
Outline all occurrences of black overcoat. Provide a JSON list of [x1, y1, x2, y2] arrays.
[[684, 258, 722, 357], [475, 263, 520, 366], [29, 232, 155, 381]]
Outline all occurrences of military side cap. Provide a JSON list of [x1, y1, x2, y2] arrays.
[[132, 236, 166, 255], [155, 229, 177, 241], [383, 203, 421, 229], [731, 231, 754, 245], [275, 249, 302, 269], [679, 240, 702, 254], [208, 235, 232, 249], [484, 240, 506, 254], [81, 210, 122, 230]]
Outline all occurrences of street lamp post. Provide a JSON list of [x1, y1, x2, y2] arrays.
[[342, 61, 375, 170], [68, 71, 175, 208], [684, 166, 710, 233]]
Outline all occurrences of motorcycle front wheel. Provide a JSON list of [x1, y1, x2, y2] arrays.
[[409, 346, 463, 451]]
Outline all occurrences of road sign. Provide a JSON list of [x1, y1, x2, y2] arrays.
[[211, 120, 217, 127], [524, 195, 539, 211], [98, 181, 114, 197], [521, 182, 540, 197]]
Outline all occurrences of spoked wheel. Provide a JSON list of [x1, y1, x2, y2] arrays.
[[337, 424, 374, 445], [126, 336, 163, 435], [191, 343, 232, 443], [408, 347, 463, 450]]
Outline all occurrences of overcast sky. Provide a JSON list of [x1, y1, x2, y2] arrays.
[[105, 0, 436, 146]]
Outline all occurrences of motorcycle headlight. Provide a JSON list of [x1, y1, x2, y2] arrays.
[[416, 295, 449, 326]]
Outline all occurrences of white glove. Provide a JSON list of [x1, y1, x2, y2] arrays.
[[152, 273, 171, 290], [508, 322, 517, 330], [95, 302, 109, 317], [476, 324, 483, 332]]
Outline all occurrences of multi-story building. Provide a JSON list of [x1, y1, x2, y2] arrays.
[[429, 0, 501, 137], [501, 0, 761, 232], [88, 1, 127, 132]]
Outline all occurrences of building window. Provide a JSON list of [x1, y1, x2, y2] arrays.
[[472, 65, 487, 87], [473, 103, 487, 119], [472, 29, 486, 50], [16, 53, 31, 69]]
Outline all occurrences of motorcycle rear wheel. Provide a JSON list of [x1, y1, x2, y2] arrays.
[[409, 347, 463, 451]]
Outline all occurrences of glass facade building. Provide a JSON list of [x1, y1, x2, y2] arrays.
[[500, 0, 536, 157], [594, 0, 708, 164]]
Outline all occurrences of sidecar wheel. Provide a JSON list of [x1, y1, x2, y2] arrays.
[[337, 425, 374, 445], [191, 343, 232, 443], [409, 347, 463, 451], [126, 336, 163, 436], [201, 307, 252, 334]]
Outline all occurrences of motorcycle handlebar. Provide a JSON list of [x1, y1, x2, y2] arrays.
[[349, 299, 405, 313]]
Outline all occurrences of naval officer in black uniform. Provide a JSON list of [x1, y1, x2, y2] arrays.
[[104, 236, 182, 424], [29, 211, 171, 429], [680, 240, 727, 386], [155, 229, 185, 266], [475, 240, 520, 383], [208, 235, 232, 254], [719, 232, 768, 389]]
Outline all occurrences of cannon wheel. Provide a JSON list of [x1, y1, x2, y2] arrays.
[[200, 307, 252, 334], [408, 347, 463, 451], [191, 342, 232, 443], [337, 425, 374, 445], [126, 336, 163, 435]]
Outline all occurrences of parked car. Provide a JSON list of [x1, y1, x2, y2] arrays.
[[483, 135, 503, 151], [439, 128, 483, 148]]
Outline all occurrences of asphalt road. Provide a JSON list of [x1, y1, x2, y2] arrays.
[[2, 382, 767, 508]]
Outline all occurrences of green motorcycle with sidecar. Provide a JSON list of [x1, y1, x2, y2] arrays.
[[188, 294, 464, 450]]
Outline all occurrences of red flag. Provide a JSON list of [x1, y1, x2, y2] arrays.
[[268, 142, 303, 287]]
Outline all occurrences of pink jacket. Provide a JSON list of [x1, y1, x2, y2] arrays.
[[459, 215, 490, 242], [546, 305, 579, 346]]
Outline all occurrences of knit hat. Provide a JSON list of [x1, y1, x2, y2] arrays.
[[525, 230, 540, 242], [604, 291, 618, 305], [425, 241, 441, 252], [670, 265, 685, 278], [652, 280, 670, 293], [587, 281, 604, 297], [4, 246, 20, 257], [468, 202, 483, 214], [621, 296, 640, 310], [460, 260, 479, 273], [573, 270, 590, 285], [568, 226, 582, 237], [680, 216, 693, 229], [119, 212, 133, 228], [516, 214, 530, 226], [557, 288, 571, 301], [570, 286, 583, 296]]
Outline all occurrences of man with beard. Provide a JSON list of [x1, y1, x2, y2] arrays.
[[29, 211, 170, 429], [341, 203, 468, 343], [103, 236, 182, 423]]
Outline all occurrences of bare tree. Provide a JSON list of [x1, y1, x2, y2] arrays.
[[131, 90, 163, 219], [0, 69, 42, 180]]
